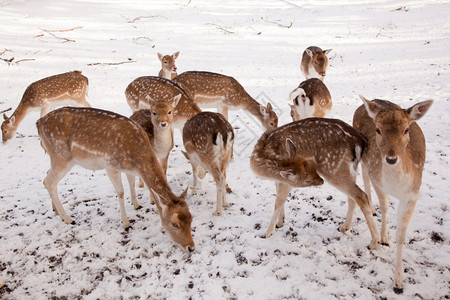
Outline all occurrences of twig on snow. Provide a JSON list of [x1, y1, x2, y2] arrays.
[[46, 32, 76, 43], [41, 26, 84, 33], [376, 29, 392, 39], [0, 107, 12, 115], [264, 20, 293, 28], [87, 59, 136, 66], [0, 48, 12, 56], [122, 15, 167, 23], [206, 23, 235, 34]]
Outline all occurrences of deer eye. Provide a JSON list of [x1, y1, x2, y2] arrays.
[[376, 128, 381, 135], [171, 222, 180, 229], [164, 61, 168, 64], [168, 111, 172, 115], [404, 127, 410, 134], [152, 112, 157, 116]]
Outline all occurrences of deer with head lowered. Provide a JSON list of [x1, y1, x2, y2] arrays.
[[300, 46, 332, 82], [182, 112, 234, 216], [2, 70, 90, 143], [37, 107, 195, 252], [157, 51, 180, 80], [125, 76, 202, 129], [250, 118, 381, 250], [353, 96, 433, 293], [289, 78, 332, 121], [173, 71, 278, 131]]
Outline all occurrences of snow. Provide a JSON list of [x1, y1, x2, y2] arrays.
[[1, 0, 449, 299]]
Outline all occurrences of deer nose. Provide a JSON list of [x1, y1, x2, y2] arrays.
[[173, 66, 177, 71], [188, 245, 195, 253], [386, 156, 398, 165], [160, 122, 167, 127]]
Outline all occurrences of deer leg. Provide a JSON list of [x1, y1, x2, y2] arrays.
[[263, 183, 291, 238], [106, 169, 130, 229], [340, 197, 356, 233], [374, 186, 389, 245], [126, 174, 141, 209], [190, 160, 199, 195], [218, 105, 229, 120], [332, 176, 380, 250], [40, 105, 52, 118], [43, 159, 76, 225], [393, 197, 418, 294], [362, 163, 376, 215], [211, 167, 226, 216], [161, 154, 169, 175]]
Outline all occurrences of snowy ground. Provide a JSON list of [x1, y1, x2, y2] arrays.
[[0, 1, 449, 299]]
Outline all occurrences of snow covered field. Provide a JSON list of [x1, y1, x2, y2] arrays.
[[0, 0, 449, 299]]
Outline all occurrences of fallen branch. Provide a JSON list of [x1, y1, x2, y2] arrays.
[[0, 107, 12, 115], [87, 59, 136, 66], [1, 57, 14, 64], [206, 23, 235, 34], [376, 29, 392, 39], [41, 26, 83, 33], [265, 20, 293, 28], [14, 58, 36, 64], [0, 48, 12, 56], [122, 15, 167, 23], [47, 32, 75, 43]]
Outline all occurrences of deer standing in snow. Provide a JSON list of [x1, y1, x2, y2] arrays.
[[300, 46, 332, 82], [353, 96, 433, 293], [37, 107, 195, 252], [182, 112, 234, 216], [289, 78, 332, 121], [2, 70, 90, 143], [173, 71, 278, 131], [129, 95, 180, 199], [250, 118, 381, 250], [157, 51, 180, 80], [125, 76, 202, 129]]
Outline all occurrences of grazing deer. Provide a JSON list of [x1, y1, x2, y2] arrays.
[[2, 70, 90, 143], [37, 107, 195, 252], [182, 112, 234, 216], [173, 71, 278, 131], [250, 118, 381, 250], [157, 51, 180, 80], [300, 46, 332, 81], [353, 96, 433, 293], [289, 78, 332, 121], [125, 76, 202, 129]]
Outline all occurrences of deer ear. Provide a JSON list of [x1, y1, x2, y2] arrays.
[[150, 189, 167, 213], [280, 170, 294, 180], [324, 49, 332, 55], [285, 138, 297, 158], [359, 95, 379, 119], [3, 113, 8, 120], [406, 100, 433, 122], [259, 104, 267, 116], [9, 116, 15, 125], [157, 52, 163, 61], [305, 49, 313, 57], [171, 94, 182, 108], [179, 186, 189, 201], [172, 51, 180, 59], [266, 102, 273, 111]]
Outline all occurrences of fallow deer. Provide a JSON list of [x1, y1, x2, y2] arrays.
[[173, 71, 278, 131], [250, 118, 381, 250], [157, 51, 180, 80], [353, 96, 433, 293], [289, 78, 332, 121], [2, 70, 90, 143], [37, 107, 195, 252], [300, 46, 332, 81], [182, 112, 234, 216], [125, 76, 202, 129]]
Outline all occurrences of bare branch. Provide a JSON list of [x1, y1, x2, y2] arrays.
[[87, 59, 136, 66], [0, 48, 12, 56], [0, 107, 12, 114], [41, 26, 83, 33], [206, 23, 235, 34], [47, 32, 76, 43], [264, 20, 293, 28]]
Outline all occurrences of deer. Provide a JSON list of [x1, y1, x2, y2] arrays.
[[173, 71, 278, 131], [353, 96, 433, 293], [125, 76, 202, 129], [157, 51, 180, 80], [2, 70, 90, 143], [250, 118, 381, 250], [300, 46, 332, 82], [129, 95, 180, 196], [36, 106, 195, 253], [182, 111, 234, 216], [289, 78, 332, 121]]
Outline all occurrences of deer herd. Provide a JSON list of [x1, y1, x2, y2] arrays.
[[1, 46, 433, 293]]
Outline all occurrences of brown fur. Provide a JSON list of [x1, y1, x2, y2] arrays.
[[300, 46, 332, 81], [157, 51, 180, 80]]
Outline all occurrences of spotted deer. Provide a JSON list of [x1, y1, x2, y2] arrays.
[[37, 107, 195, 252], [182, 112, 234, 216], [157, 51, 180, 80], [353, 96, 433, 293], [173, 71, 278, 131], [289, 78, 332, 121], [2, 70, 90, 143], [125, 76, 202, 129], [250, 118, 381, 250], [300, 46, 332, 81]]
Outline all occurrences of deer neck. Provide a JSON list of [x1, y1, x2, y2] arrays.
[[243, 95, 264, 123], [8, 102, 30, 130], [153, 126, 174, 153], [139, 152, 177, 201]]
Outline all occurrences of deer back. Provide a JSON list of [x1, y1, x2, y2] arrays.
[[300, 46, 332, 81], [125, 76, 201, 128], [289, 78, 332, 120], [353, 96, 433, 196]]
